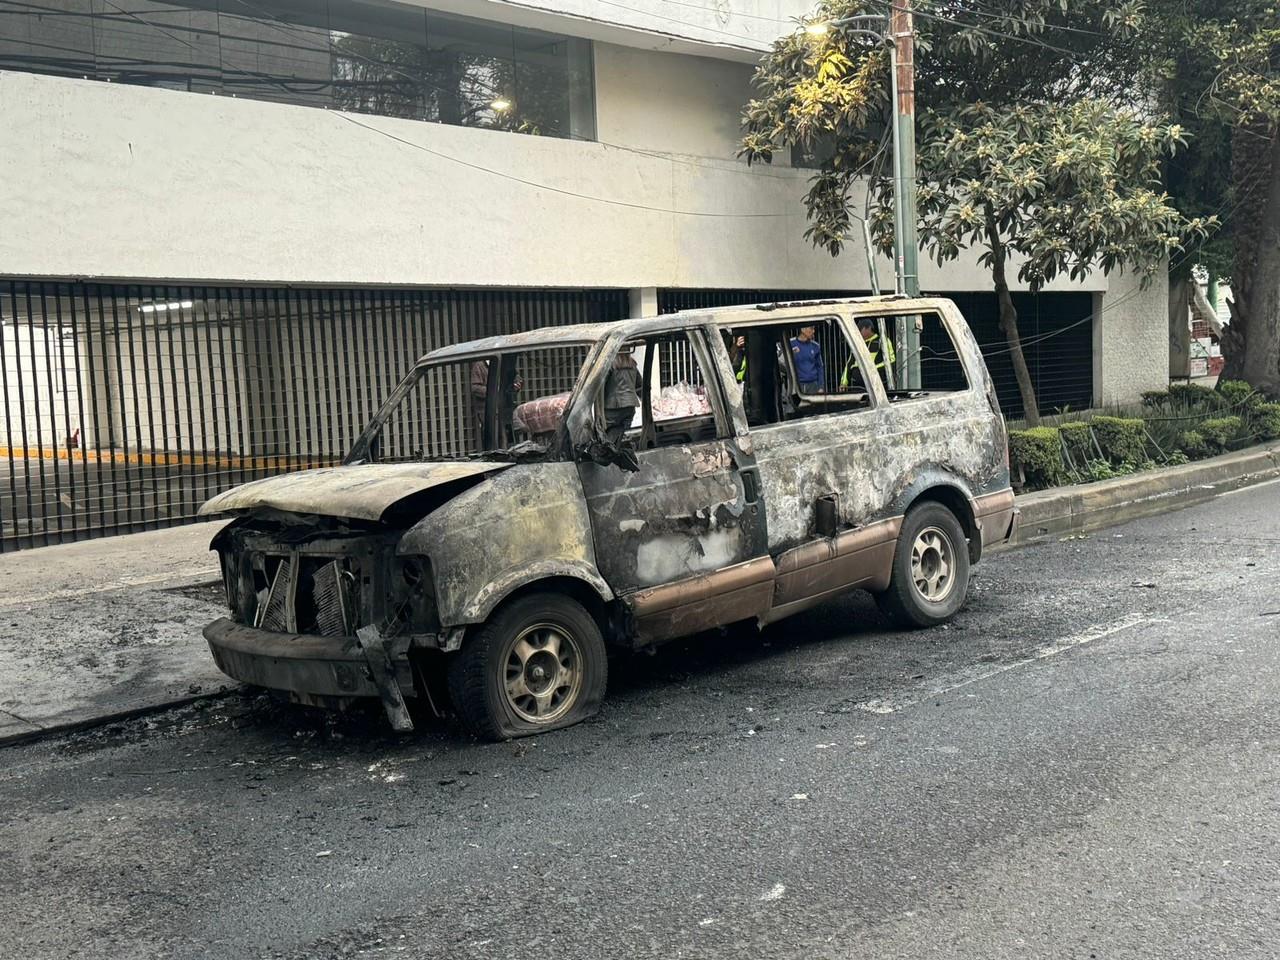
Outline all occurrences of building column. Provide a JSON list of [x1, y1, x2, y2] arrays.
[[1092, 266, 1169, 408], [629, 287, 658, 319]]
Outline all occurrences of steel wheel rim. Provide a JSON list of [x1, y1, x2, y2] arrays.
[[502, 622, 584, 724], [910, 525, 956, 604]]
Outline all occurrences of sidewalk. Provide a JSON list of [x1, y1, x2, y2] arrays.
[[0, 520, 228, 742], [1, 441, 1277, 746]]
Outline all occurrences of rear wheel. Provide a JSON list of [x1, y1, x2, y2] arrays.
[[877, 502, 971, 628], [447, 593, 607, 741]]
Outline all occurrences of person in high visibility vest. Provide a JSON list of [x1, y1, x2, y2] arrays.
[[842, 318, 896, 389], [729, 334, 748, 383]]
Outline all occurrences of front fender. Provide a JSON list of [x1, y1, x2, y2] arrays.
[[397, 462, 610, 627], [463, 558, 612, 624]]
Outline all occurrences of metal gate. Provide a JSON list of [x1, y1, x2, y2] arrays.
[[659, 288, 1094, 420], [0, 281, 627, 551]]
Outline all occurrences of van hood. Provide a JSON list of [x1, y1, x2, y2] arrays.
[[198, 461, 513, 523]]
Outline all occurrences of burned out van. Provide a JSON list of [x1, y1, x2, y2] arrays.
[[200, 297, 1017, 739]]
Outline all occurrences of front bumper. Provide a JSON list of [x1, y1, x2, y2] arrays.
[[204, 617, 410, 701]]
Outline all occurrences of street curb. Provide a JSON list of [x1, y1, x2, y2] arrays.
[[996, 441, 1280, 550], [0, 687, 240, 749]]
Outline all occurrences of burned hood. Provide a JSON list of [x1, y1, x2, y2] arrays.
[[197, 461, 513, 523]]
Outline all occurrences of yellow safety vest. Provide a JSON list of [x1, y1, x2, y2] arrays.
[[841, 333, 896, 388]]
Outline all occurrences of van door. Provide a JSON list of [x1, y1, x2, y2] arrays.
[[575, 329, 772, 643]]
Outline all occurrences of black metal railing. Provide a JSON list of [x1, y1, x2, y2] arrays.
[[0, 280, 627, 551]]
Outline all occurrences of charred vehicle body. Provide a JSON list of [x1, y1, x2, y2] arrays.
[[201, 297, 1018, 739]]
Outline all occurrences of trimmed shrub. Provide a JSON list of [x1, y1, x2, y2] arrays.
[[1168, 382, 1223, 408], [1090, 416, 1147, 464], [1254, 402, 1280, 441], [1009, 427, 1063, 489], [1057, 420, 1094, 464], [1178, 430, 1209, 458], [1217, 379, 1262, 411], [1200, 415, 1245, 452], [1140, 389, 1170, 409]]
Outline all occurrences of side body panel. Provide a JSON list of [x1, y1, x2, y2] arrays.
[[397, 462, 610, 627]]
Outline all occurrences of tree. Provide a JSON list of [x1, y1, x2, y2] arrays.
[[741, 0, 1206, 424], [1142, 2, 1280, 396]]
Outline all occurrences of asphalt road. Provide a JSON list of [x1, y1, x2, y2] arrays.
[[3, 482, 1279, 960]]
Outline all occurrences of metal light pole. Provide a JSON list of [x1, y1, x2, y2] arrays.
[[808, 6, 920, 387]]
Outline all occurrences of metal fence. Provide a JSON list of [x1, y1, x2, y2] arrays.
[[0, 281, 628, 551]]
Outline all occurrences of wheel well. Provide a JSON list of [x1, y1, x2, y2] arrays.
[[909, 485, 981, 563], [493, 576, 611, 633]]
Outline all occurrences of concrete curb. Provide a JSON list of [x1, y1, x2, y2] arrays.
[[998, 442, 1280, 549]]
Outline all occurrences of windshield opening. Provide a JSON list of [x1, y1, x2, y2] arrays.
[[359, 344, 594, 463]]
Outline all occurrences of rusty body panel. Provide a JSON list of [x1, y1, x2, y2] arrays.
[[974, 489, 1018, 547], [626, 556, 776, 645], [397, 461, 610, 626], [197, 295, 1016, 732], [766, 517, 903, 623], [198, 461, 510, 522]]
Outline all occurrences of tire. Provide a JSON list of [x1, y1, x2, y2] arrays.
[[447, 593, 607, 741], [876, 501, 971, 629]]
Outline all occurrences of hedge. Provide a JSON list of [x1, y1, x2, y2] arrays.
[[1009, 383, 1280, 491], [1008, 427, 1064, 488], [1256, 402, 1280, 440], [1199, 415, 1244, 452], [1090, 416, 1147, 464]]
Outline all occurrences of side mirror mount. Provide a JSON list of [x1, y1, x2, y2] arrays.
[[577, 434, 640, 472]]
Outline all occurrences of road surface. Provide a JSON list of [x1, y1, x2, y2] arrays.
[[2, 481, 1278, 959]]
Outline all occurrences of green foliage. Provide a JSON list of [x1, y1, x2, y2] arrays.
[[1199, 416, 1246, 452], [1008, 427, 1064, 489], [1255, 402, 1280, 441], [883, 102, 1210, 292], [1217, 379, 1262, 410], [1167, 382, 1223, 408], [1090, 416, 1148, 464], [1178, 430, 1209, 458], [1057, 420, 1094, 464], [1140, 389, 1171, 409]]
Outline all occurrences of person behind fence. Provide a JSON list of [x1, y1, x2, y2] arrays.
[[790, 324, 824, 394], [842, 318, 897, 390], [603, 346, 642, 443]]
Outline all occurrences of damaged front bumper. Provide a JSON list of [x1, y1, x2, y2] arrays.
[[204, 618, 417, 729]]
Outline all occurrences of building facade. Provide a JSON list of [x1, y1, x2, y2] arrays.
[[0, 0, 1167, 548]]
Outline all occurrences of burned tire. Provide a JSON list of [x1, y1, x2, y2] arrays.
[[876, 501, 971, 629], [447, 593, 607, 741]]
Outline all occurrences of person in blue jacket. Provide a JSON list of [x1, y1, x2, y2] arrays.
[[789, 325, 825, 394]]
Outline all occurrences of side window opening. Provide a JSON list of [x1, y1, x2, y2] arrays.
[[600, 332, 721, 449], [877, 310, 970, 402], [718, 317, 874, 428]]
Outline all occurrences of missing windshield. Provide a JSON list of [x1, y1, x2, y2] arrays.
[[356, 345, 593, 464]]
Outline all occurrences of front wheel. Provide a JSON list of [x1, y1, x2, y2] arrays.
[[447, 593, 607, 741], [876, 502, 971, 628]]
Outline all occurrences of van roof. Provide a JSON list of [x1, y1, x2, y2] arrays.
[[420, 294, 918, 364]]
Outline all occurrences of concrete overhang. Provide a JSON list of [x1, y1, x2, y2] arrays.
[[395, 0, 800, 62]]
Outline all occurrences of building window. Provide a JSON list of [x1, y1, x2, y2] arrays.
[[0, 0, 596, 140]]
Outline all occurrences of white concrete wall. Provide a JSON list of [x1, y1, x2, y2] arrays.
[[0, 70, 1108, 297], [594, 42, 755, 158], [1093, 266, 1170, 407]]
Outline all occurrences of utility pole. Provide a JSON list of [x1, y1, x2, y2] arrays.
[[888, 0, 921, 387]]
